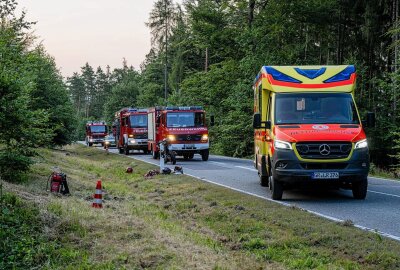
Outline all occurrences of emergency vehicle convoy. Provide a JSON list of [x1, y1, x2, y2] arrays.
[[147, 106, 211, 161], [113, 108, 149, 155], [85, 121, 108, 146], [253, 65, 375, 200]]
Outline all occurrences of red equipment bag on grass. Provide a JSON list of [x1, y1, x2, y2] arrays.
[[47, 172, 70, 195]]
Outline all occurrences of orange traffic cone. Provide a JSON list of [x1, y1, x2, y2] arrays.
[[92, 180, 103, 208]]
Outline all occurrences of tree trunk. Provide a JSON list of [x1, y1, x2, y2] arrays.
[[248, 0, 256, 28], [393, 0, 398, 122]]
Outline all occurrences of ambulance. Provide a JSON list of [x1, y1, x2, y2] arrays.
[[253, 65, 375, 200]]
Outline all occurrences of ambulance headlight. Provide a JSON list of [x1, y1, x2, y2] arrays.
[[201, 134, 208, 141], [129, 139, 136, 144], [274, 140, 293, 150], [354, 139, 368, 149]]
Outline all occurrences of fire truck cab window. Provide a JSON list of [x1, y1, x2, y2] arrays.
[[90, 125, 106, 133], [166, 112, 205, 127], [129, 115, 148, 128]]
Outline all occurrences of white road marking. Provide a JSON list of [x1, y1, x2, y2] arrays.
[[235, 165, 258, 172], [79, 143, 400, 242], [369, 176, 400, 183], [208, 161, 232, 169], [368, 190, 400, 199], [209, 161, 228, 166]]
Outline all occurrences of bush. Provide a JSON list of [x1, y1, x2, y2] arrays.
[[0, 193, 50, 269], [0, 151, 33, 182]]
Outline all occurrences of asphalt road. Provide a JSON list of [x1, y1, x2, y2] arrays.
[[84, 143, 400, 241]]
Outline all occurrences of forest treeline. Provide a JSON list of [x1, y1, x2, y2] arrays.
[[69, 0, 400, 172], [0, 0, 75, 180], [2, 0, 400, 181]]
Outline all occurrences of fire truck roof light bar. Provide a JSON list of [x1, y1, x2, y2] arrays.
[[119, 107, 148, 113], [165, 106, 204, 111], [87, 121, 106, 125]]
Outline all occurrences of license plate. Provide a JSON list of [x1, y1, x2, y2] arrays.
[[184, 144, 195, 149], [311, 172, 339, 179]]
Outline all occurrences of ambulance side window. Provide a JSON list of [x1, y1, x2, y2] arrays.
[[258, 85, 262, 113], [268, 95, 272, 123]]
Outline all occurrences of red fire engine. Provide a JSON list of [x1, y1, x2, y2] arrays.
[[113, 108, 149, 155], [147, 106, 212, 161], [85, 121, 108, 146]]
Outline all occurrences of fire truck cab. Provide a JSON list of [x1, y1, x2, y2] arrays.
[[253, 65, 375, 200], [148, 106, 210, 161], [114, 108, 148, 155], [85, 121, 108, 146]]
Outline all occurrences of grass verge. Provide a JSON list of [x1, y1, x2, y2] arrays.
[[1, 143, 400, 269]]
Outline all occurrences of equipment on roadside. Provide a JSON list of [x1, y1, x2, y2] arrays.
[[144, 169, 160, 179], [159, 139, 177, 165], [92, 180, 103, 208], [162, 167, 172, 174], [47, 172, 70, 195], [174, 166, 183, 174]]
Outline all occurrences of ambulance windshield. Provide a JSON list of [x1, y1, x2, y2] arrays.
[[167, 112, 205, 127], [275, 93, 360, 125]]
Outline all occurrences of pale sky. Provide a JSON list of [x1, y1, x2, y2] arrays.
[[18, 0, 182, 77]]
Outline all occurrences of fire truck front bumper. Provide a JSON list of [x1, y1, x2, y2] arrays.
[[169, 143, 209, 152], [127, 139, 148, 148], [88, 137, 105, 143]]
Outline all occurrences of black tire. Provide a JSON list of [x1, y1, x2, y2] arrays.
[[188, 153, 194, 160], [201, 149, 209, 161], [143, 149, 149, 154], [88, 142, 93, 147], [260, 175, 269, 187], [118, 147, 124, 154], [124, 144, 129, 155], [151, 147, 158, 159], [257, 155, 269, 187], [270, 175, 283, 200], [183, 154, 189, 160], [171, 153, 176, 165], [352, 178, 368, 199]]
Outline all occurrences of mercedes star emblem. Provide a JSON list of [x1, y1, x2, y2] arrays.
[[319, 144, 331, 156]]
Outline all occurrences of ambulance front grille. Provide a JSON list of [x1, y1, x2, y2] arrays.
[[295, 142, 352, 159]]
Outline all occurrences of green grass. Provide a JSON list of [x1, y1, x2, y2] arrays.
[[2, 144, 400, 269], [369, 163, 399, 180]]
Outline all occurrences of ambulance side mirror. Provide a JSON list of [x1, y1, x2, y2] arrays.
[[253, 113, 271, 129], [210, 115, 215, 127], [253, 113, 261, 129]]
